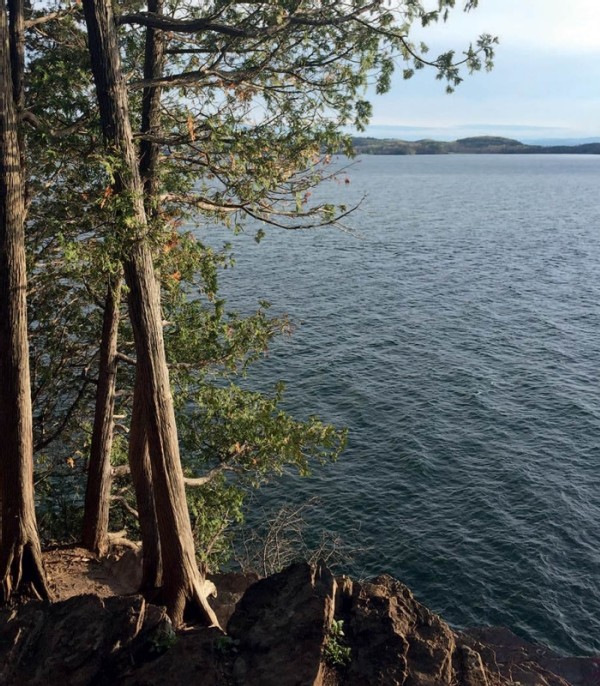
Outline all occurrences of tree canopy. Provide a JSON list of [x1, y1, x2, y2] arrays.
[[0, 0, 496, 625]]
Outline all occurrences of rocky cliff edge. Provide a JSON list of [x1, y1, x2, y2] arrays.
[[1, 561, 598, 686]]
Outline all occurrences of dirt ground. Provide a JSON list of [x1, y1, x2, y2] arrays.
[[43, 545, 142, 601]]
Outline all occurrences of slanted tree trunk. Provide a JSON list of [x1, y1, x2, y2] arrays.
[[82, 277, 121, 555], [0, 0, 48, 602], [82, 0, 218, 627], [125, 0, 166, 590]]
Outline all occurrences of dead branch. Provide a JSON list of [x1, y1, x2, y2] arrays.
[[116, 351, 137, 366], [183, 463, 235, 487], [24, 7, 78, 29], [110, 495, 139, 520]]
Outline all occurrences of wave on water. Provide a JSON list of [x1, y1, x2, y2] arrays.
[[196, 154, 600, 655]]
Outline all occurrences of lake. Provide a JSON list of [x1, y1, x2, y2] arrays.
[[196, 154, 600, 656]]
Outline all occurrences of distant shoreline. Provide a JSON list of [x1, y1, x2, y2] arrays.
[[351, 135, 600, 155]]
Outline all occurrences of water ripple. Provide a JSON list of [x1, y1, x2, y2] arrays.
[[197, 155, 600, 656]]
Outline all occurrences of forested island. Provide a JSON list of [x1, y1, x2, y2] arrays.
[[351, 135, 600, 155]]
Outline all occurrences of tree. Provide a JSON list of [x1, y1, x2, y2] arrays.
[[83, 0, 493, 628], [82, 0, 226, 625], [0, 0, 48, 602], [81, 277, 122, 555], [1, 0, 495, 625], [114, 0, 495, 232], [20, 0, 343, 592], [119, 0, 165, 588]]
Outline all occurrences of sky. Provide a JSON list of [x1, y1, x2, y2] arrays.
[[356, 0, 600, 142]]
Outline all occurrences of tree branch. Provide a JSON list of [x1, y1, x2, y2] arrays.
[[110, 494, 139, 519], [117, 3, 380, 38], [24, 7, 77, 29], [161, 192, 247, 213], [116, 351, 137, 366], [183, 463, 234, 487], [21, 110, 91, 138], [34, 378, 92, 452], [108, 530, 141, 550], [112, 464, 131, 478]]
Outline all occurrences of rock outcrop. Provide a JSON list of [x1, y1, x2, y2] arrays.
[[339, 574, 460, 685], [228, 561, 336, 686], [460, 627, 600, 686], [0, 562, 598, 686], [0, 593, 171, 686]]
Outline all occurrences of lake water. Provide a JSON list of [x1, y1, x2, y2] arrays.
[[196, 154, 600, 656]]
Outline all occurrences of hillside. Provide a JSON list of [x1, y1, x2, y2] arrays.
[[351, 135, 600, 155]]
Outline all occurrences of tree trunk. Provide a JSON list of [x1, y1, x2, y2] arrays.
[[81, 277, 121, 555], [0, 0, 48, 602], [82, 0, 218, 627], [6, 0, 23, 110], [139, 0, 163, 200], [128, 374, 162, 592], [124, 0, 165, 592]]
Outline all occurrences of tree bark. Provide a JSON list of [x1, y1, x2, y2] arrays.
[[0, 0, 48, 602], [124, 0, 165, 592], [83, 0, 165, 567], [7, 0, 23, 152], [82, 0, 218, 626], [81, 277, 121, 555], [128, 375, 162, 591], [139, 0, 163, 200]]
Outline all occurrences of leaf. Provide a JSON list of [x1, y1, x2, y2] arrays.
[[99, 185, 113, 208], [187, 114, 196, 142]]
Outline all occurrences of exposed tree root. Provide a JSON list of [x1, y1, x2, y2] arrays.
[[107, 530, 141, 551], [0, 539, 49, 604]]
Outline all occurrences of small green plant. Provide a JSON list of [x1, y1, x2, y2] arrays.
[[148, 623, 177, 655], [214, 635, 240, 656], [324, 619, 352, 668]]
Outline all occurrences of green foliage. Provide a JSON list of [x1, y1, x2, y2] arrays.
[[324, 619, 352, 668], [147, 623, 178, 655], [35, 452, 87, 545], [179, 381, 346, 570], [214, 635, 240, 656], [181, 384, 346, 485], [21, 0, 495, 565], [186, 478, 244, 570]]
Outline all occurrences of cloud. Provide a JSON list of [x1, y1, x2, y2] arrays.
[[360, 1, 600, 139], [412, 0, 600, 54]]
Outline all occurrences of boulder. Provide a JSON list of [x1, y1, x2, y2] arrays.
[[454, 644, 491, 686], [0, 594, 170, 686], [208, 571, 260, 628], [118, 626, 229, 686], [335, 574, 579, 686], [228, 561, 336, 686], [340, 574, 456, 686]]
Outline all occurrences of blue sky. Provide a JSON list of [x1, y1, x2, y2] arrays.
[[358, 0, 600, 142]]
